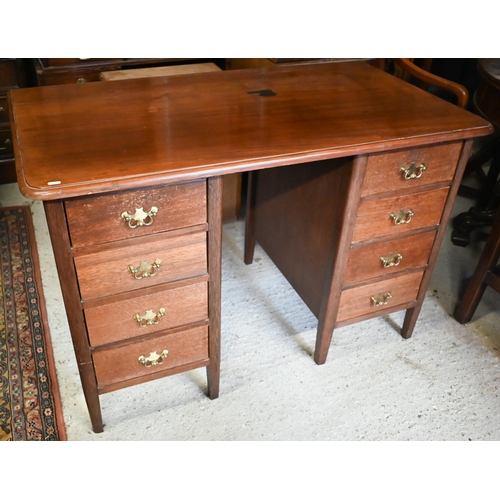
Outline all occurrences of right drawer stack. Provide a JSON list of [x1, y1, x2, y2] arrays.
[[64, 180, 210, 393], [337, 142, 462, 325]]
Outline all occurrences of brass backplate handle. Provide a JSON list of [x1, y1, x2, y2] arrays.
[[128, 259, 161, 280], [401, 162, 426, 180], [371, 292, 393, 306], [380, 252, 403, 268], [134, 308, 165, 327], [121, 206, 158, 228], [389, 209, 414, 225], [138, 349, 169, 367]]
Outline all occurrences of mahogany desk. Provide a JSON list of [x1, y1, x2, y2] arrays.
[[9, 62, 492, 432]]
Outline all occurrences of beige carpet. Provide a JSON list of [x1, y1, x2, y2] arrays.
[[1, 182, 499, 440]]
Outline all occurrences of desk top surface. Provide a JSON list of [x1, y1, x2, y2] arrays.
[[10, 61, 493, 200]]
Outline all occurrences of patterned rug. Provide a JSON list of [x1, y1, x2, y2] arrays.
[[0, 206, 66, 440]]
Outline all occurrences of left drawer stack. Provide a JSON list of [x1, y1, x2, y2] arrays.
[[64, 180, 211, 395]]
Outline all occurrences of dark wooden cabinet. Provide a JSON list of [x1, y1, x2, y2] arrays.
[[33, 58, 226, 85], [0, 59, 31, 184]]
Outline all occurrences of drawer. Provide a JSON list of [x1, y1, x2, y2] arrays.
[[75, 231, 207, 301], [0, 59, 19, 87], [66, 180, 207, 248], [0, 128, 12, 158], [344, 231, 436, 285], [337, 271, 424, 324], [38, 69, 120, 85], [361, 143, 462, 196], [92, 324, 209, 389], [85, 281, 208, 347], [0, 96, 8, 125], [0, 157, 16, 184], [351, 187, 449, 244]]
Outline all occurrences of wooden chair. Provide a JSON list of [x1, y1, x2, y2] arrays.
[[453, 60, 500, 324], [450, 59, 500, 247], [375, 58, 469, 108], [454, 201, 500, 323]]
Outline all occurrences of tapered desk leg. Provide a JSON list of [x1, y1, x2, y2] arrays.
[[207, 176, 222, 399], [244, 171, 257, 265], [44, 200, 104, 433]]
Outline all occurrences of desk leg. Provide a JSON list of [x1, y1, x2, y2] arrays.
[[207, 176, 222, 399], [315, 156, 369, 364], [244, 171, 257, 264], [44, 200, 104, 433], [403, 139, 474, 338]]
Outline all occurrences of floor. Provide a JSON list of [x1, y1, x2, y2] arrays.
[[1, 179, 500, 441]]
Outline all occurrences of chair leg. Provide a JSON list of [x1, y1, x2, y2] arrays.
[[454, 205, 500, 323], [452, 151, 500, 247]]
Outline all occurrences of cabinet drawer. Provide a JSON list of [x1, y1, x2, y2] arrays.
[[361, 143, 462, 196], [0, 96, 8, 125], [337, 271, 424, 324], [0, 59, 19, 87], [66, 180, 207, 248], [0, 128, 12, 158], [351, 187, 449, 244], [75, 231, 207, 301], [85, 281, 208, 347], [93, 324, 209, 389], [344, 231, 436, 285]]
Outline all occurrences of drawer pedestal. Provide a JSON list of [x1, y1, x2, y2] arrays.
[[44, 177, 222, 433], [245, 141, 472, 365]]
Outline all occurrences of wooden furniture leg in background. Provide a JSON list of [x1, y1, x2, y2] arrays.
[[244, 171, 257, 265], [455, 205, 500, 324]]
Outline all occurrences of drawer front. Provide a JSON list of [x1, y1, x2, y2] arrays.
[[352, 187, 449, 244], [0, 128, 12, 159], [0, 157, 16, 184], [66, 180, 207, 248], [0, 59, 19, 87], [75, 231, 207, 301], [361, 143, 462, 196], [344, 231, 436, 285], [93, 324, 209, 389], [337, 271, 424, 324], [0, 96, 8, 125], [85, 281, 208, 347], [39, 69, 121, 85]]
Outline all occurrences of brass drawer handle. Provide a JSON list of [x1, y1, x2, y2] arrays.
[[380, 252, 403, 268], [371, 292, 393, 306], [134, 308, 165, 327], [390, 209, 414, 225], [121, 206, 158, 228], [128, 258, 161, 279], [138, 349, 169, 367], [401, 162, 426, 180]]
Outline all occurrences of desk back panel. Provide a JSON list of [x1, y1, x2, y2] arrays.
[[253, 157, 355, 316]]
